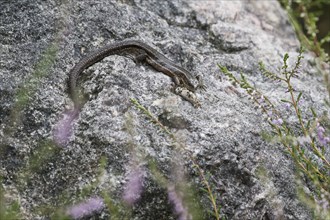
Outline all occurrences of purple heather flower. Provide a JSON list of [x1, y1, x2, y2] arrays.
[[316, 124, 329, 146], [317, 125, 325, 134], [323, 137, 330, 144], [267, 111, 273, 118], [167, 184, 191, 220], [282, 103, 291, 111], [66, 196, 104, 219], [272, 118, 283, 125], [122, 166, 145, 206], [53, 108, 79, 146]]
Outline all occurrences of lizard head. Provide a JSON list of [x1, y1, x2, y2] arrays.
[[180, 77, 197, 92], [180, 75, 205, 92]]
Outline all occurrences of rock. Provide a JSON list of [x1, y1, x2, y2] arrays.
[[0, 0, 324, 219]]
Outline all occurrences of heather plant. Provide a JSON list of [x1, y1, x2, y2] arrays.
[[0, 177, 21, 220], [130, 99, 222, 220], [147, 158, 200, 220], [219, 48, 330, 219], [280, 0, 330, 100], [280, 0, 330, 62], [0, 42, 60, 219], [47, 155, 128, 220]]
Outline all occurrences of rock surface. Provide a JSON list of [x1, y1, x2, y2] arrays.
[[0, 0, 326, 219]]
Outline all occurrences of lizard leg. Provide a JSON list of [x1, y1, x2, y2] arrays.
[[121, 48, 147, 63], [169, 75, 183, 93], [133, 50, 148, 63]]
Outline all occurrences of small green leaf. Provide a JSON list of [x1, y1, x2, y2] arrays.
[[310, 107, 317, 118], [258, 61, 265, 70], [300, 148, 305, 156], [217, 64, 228, 74], [320, 32, 330, 45], [200, 188, 209, 194], [207, 209, 218, 218], [297, 108, 302, 120], [296, 92, 303, 104], [280, 99, 292, 104]]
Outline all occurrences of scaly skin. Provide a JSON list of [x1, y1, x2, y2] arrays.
[[68, 40, 203, 108]]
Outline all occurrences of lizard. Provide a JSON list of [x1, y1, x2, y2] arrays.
[[68, 39, 204, 109]]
